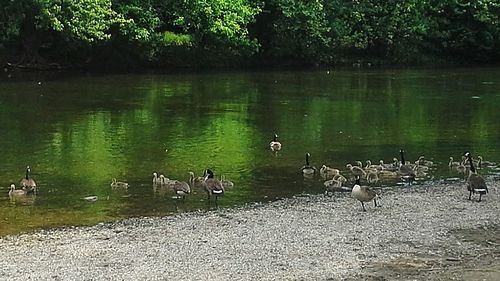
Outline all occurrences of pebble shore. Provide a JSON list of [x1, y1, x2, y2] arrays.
[[1, 180, 499, 280]]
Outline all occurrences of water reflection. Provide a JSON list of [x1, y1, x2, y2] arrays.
[[1, 68, 500, 235]]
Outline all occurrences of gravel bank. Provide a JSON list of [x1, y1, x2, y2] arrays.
[[1, 180, 499, 280]]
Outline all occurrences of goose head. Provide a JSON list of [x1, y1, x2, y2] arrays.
[[205, 169, 215, 179]]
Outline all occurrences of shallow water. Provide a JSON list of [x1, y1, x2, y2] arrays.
[[1, 67, 499, 235]]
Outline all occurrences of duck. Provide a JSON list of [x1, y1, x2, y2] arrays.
[[20, 166, 37, 194], [270, 133, 282, 152], [465, 152, 488, 202], [203, 169, 225, 201], [398, 149, 416, 181], [9, 183, 27, 197], [301, 153, 317, 176], [171, 173, 192, 200], [319, 165, 340, 180], [110, 178, 129, 189], [351, 176, 379, 212]]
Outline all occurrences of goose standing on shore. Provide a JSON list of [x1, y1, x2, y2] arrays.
[[171, 173, 192, 200], [20, 166, 37, 194], [301, 153, 317, 177], [203, 169, 225, 201], [465, 152, 488, 202], [398, 150, 416, 182], [351, 176, 379, 212], [270, 133, 282, 152]]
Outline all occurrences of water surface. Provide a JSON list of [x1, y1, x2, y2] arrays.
[[1, 67, 499, 235]]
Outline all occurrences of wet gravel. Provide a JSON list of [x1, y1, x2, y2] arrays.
[[0, 180, 499, 280]]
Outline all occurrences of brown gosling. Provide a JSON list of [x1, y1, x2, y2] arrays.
[[320, 165, 340, 180], [9, 183, 27, 197]]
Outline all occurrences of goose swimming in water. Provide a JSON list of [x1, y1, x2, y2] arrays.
[[351, 176, 379, 212], [270, 133, 282, 152], [20, 166, 37, 194], [301, 153, 317, 177], [465, 152, 488, 202]]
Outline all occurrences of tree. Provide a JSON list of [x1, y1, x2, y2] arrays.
[[1, 0, 126, 66]]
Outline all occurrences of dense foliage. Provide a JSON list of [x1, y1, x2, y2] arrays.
[[1, 0, 499, 68]]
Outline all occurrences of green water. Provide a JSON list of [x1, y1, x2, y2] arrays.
[[1, 67, 499, 236]]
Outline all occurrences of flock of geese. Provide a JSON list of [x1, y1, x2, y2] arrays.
[[272, 134, 491, 211], [7, 134, 493, 211]]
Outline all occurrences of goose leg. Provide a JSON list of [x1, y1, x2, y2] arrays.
[[468, 191, 472, 200], [478, 194, 482, 202], [361, 202, 366, 212], [374, 198, 378, 207]]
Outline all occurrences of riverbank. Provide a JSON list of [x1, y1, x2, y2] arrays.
[[1, 180, 499, 280]]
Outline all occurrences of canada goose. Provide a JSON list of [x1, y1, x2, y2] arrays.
[[465, 152, 488, 202], [346, 164, 366, 178], [171, 173, 192, 200], [301, 153, 317, 176], [270, 133, 282, 152], [398, 150, 416, 181], [20, 166, 37, 194], [110, 178, 129, 189], [9, 183, 27, 197], [203, 169, 225, 201], [319, 165, 340, 180], [351, 176, 379, 212], [152, 172, 162, 185]]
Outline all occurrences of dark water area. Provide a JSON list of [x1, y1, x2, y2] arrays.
[[1, 67, 499, 236]]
